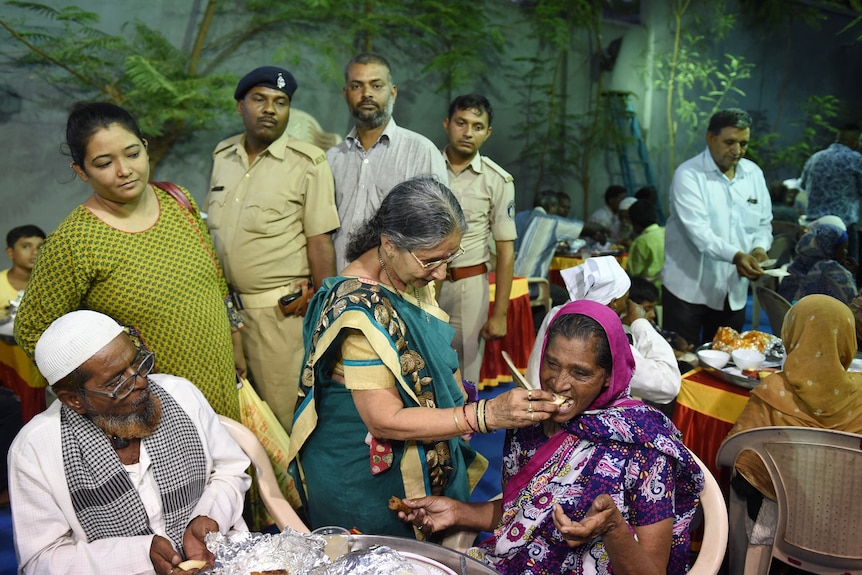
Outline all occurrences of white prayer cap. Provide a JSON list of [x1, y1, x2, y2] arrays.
[[618, 197, 637, 211], [35, 310, 124, 385], [560, 255, 631, 305], [809, 215, 846, 232], [783, 178, 803, 190]]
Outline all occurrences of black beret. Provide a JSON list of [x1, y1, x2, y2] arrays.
[[234, 66, 298, 100]]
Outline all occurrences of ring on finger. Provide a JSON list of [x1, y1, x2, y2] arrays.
[[528, 402, 533, 413], [530, 411, 534, 421]]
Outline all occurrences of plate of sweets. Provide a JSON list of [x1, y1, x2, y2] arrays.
[[698, 327, 786, 389]]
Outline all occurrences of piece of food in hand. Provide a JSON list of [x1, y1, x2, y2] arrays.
[[176, 559, 207, 571], [388, 495, 411, 514]]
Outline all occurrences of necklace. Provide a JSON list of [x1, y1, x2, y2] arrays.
[[377, 247, 430, 323], [110, 435, 130, 450], [378, 246, 403, 298]]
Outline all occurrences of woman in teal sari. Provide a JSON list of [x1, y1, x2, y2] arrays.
[[288, 177, 552, 538]]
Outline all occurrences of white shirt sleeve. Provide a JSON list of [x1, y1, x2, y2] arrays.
[[627, 318, 681, 404]]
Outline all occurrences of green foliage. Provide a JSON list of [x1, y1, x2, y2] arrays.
[[507, 0, 615, 200], [748, 94, 843, 181], [1, 0, 507, 164], [653, 0, 751, 171]]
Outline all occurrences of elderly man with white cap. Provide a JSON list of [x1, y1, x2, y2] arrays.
[[525, 257, 680, 406], [8, 310, 250, 575]]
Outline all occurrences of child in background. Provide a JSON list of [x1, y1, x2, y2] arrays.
[[0, 224, 45, 506], [627, 199, 664, 289], [628, 275, 694, 367], [1, 225, 45, 316]]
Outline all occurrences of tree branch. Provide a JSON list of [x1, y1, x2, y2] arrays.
[[0, 17, 104, 91], [188, 0, 217, 75]]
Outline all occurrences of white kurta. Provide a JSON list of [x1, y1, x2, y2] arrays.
[[9, 374, 251, 575]]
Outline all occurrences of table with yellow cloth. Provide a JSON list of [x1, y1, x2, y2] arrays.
[[478, 274, 535, 390], [671, 367, 751, 487], [549, 254, 629, 287]]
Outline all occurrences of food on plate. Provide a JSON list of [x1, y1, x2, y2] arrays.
[[711, 327, 778, 354], [387, 495, 411, 514], [176, 559, 207, 571]]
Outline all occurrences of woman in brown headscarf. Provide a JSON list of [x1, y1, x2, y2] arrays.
[[727, 293, 862, 498]]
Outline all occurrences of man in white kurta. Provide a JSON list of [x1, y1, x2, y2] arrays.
[[662, 108, 772, 347], [9, 310, 250, 575]]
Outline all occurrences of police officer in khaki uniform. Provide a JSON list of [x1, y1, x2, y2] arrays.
[[206, 66, 339, 431], [438, 95, 516, 384]]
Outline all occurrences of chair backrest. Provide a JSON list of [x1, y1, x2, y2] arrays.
[[686, 448, 728, 575], [768, 233, 796, 268], [286, 108, 342, 150], [717, 427, 862, 574], [755, 285, 791, 335], [217, 415, 309, 533], [526, 277, 552, 316]]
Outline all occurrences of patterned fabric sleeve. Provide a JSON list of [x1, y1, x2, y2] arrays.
[[625, 448, 676, 527]]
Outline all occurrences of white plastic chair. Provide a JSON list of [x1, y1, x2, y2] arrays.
[[687, 448, 728, 575], [717, 426, 862, 574], [217, 415, 309, 533], [526, 277, 552, 316]]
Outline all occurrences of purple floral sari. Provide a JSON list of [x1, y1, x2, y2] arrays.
[[470, 301, 704, 574]]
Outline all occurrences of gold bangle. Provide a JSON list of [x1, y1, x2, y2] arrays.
[[453, 407, 466, 434], [478, 399, 489, 433]]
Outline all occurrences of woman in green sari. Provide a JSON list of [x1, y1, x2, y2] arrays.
[[288, 177, 553, 538]]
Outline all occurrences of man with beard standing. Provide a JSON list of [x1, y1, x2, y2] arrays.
[[662, 108, 772, 346], [207, 66, 339, 432], [8, 310, 250, 575], [327, 53, 448, 271]]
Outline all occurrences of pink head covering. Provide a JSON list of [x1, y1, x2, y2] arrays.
[[540, 299, 637, 410]]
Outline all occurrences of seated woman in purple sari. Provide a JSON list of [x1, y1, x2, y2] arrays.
[[397, 300, 704, 574]]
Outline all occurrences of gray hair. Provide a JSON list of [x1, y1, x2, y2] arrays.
[[346, 177, 467, 262], [707, 108, 752, 135]]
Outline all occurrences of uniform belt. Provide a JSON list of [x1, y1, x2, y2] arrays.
[[231, 284, 297, 310], [445, 263, 487, 282]]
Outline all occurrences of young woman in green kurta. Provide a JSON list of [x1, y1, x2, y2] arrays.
[[15, 102, 242, 419]]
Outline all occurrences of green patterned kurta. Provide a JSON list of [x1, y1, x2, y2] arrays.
[[15, 185, 240, 419]]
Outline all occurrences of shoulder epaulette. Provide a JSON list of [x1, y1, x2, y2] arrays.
[[212, 134, 243, 157], [287, 138, 327, 165], [482, 156, 514, 183]]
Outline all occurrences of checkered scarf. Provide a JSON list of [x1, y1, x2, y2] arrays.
[[61, 381, 207, 555]]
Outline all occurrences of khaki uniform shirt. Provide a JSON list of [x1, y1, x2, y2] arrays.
[[444, 149, 516, 266], [207, 130, 339, 294]]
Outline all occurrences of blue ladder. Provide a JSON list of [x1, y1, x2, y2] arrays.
[[602, 91, 656, 196]]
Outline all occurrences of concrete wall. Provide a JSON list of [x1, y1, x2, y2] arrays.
[[0, 0, 859, 240]]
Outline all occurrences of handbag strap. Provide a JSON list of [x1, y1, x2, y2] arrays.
[[149, 181, 220, 274], [151, 180, 192, 212]]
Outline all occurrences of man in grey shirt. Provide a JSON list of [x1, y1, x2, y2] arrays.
[[327, 52, 448, 271]]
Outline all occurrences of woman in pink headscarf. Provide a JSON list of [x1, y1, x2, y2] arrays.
[[396, 300, 704, 575]]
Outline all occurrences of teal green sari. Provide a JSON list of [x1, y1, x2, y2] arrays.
[[288, 277, 487, 538]]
